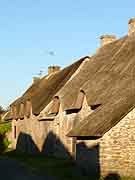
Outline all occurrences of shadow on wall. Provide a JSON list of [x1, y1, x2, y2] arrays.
[[15, 132, 101, 178], [76, 142, 100, 179], [41, 131, 72, 158], [16, 132, 39, 154], [16, 131, 72, 158]]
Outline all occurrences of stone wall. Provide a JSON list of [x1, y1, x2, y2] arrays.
[[76, 108, 135, 177], [11, 95, 92, 156], [11, 92, 135, 177], [57, 95, 93, 157], [11, 115, 56, 154], [11, 101, 75, 156]]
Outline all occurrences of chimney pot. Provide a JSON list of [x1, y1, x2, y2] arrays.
[[100, 35, 117, 47], [128, 18, 135, 35], [48, 66, 61, 75]]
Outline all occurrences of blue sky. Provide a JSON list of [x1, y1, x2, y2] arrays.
[[0, 0, 135, 108]]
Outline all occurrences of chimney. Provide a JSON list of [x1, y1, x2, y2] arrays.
[[128, 18, 135, 35], [48, 65, 61, 75], [100, 35, 117, 47], [32, 77, 40, 84]]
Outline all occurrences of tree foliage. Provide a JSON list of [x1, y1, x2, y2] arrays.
[[0, 122, 11, 153], [0, 105, 5, 115]]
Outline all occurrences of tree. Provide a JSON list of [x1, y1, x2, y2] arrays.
[[0, 106, 5, 115], [0, 106, 6, 122]]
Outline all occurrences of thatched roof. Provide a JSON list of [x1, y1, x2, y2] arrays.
[[5, 57, 86, 120], [31, 57, 85, 115], [57, 36, 127, 110], [6, 32, 135, 139], [67, 34, 135, 137]]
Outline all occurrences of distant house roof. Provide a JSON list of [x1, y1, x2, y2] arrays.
[[31, 57, 86, 115], [67, 35, 135, 137], [5, 56, 86, 120]]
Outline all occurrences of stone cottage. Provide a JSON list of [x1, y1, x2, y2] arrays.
[[5, 18, 135, 177]]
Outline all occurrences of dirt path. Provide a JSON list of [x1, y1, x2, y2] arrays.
[[0, 157, 55, 180]]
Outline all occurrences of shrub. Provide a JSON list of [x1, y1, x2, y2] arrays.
[[0, 122, 11, 153], [0, 122, 11, 134]]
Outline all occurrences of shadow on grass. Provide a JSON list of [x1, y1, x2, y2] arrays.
[[4, 131, 102, 179]]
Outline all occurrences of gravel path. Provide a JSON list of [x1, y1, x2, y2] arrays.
[[0, 157, 55, 180]]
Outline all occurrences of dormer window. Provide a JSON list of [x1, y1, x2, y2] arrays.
[[74, 90, 85, 109], [25, 100, 32, 118], [66, 90, 85, 114], [38, 96, 60, 121], [48, 96, 60, 116], [10, 106, 14, 119], [12, 106, 17, 120], [19, 103, 24, 120], [90, 104, 101, 110]]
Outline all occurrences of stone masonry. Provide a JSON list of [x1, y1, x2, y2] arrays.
[[76, 108, 135, 177]]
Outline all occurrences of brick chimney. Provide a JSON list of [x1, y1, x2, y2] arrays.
[[128, 18, 135, 35], [48, 65, 61, 75], [100, 35, 117, 47]]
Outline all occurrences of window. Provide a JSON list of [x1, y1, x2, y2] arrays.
[[49, 96, 60, 115], [14, 126, 17, 139], [90, 104, 101, 110], [74, 90, 85, 109]]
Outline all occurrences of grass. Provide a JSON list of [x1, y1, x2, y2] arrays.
[[3, 151, 135, 180], [4, 152, 90, 180]]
